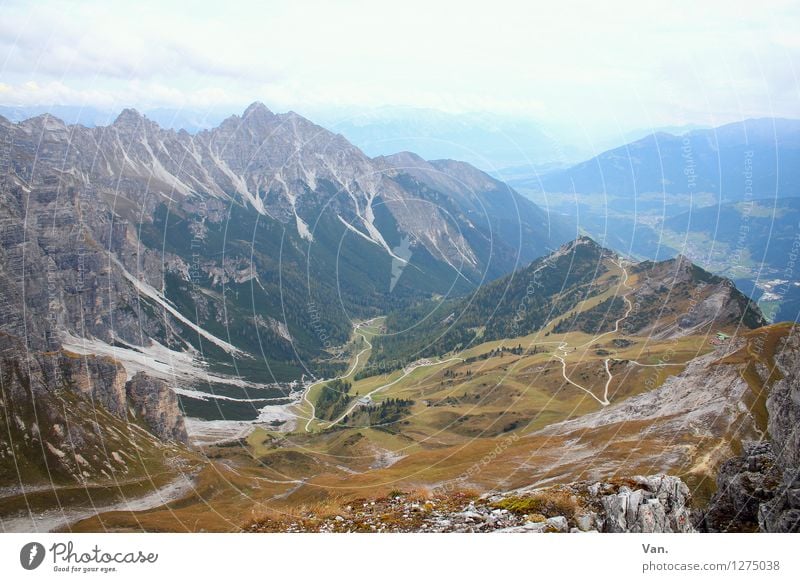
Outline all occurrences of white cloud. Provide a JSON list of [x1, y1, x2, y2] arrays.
[[0, 0, 283, 80], [0, 0, 797, 130]]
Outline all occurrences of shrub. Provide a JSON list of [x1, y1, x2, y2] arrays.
[[492, 489, 582, 521]]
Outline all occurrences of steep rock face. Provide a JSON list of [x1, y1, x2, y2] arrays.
[[700, 327, 800, 532], [764, 333, 800, 471], [758, 332, 800, 532], [0, 316, 189, 489], [0, 169, 176, 354], [0, 338, 185, 486], [0, 334, 126, 415], [125, 372, 188, 443], [701, 442, 781, 532], [61, 354, 128, 418]]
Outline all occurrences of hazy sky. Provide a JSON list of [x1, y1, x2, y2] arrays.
[[0, 0, 798, 132]]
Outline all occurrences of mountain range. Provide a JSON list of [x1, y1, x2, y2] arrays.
[[2, 105, 799, 535], [0, 103, 570, 426], [0, 105, 586, 170]]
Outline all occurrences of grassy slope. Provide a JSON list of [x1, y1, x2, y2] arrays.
[[66, 290, 774, 531]]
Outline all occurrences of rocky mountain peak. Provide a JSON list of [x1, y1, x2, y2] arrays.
[[558, 235, 603, 254], [672, 253, 694, 269], [113, 107, 146, 127], [575, 234, 599, 245], [242, 101, 274, 120], [15, 113, 69, 138], [383, 151, 428, 166]]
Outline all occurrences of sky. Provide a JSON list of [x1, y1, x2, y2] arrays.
[[0, 0, 798, 135]]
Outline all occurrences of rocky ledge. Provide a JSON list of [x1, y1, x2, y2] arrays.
[[247, 474, 694, 533]]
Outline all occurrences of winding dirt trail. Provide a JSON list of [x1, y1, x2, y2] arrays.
[[551, 257, 637, 406], [299, 317, 381, 432]]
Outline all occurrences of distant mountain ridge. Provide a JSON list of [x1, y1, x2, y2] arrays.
[[526, 118, 800, 202], [507, 117, 800, 322], [0, 104, 232, 133]]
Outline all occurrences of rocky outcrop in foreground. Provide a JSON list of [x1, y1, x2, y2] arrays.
[[593, 475, 694, 533], [248, 474, 694, 533]]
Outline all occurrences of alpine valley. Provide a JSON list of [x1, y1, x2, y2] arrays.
[[1, 106, 798, 534]]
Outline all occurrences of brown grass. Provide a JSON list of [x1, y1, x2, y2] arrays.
[[491, 489, 584, 522]]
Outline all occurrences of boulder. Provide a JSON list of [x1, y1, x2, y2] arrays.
[[598, 475, 694, 533]]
